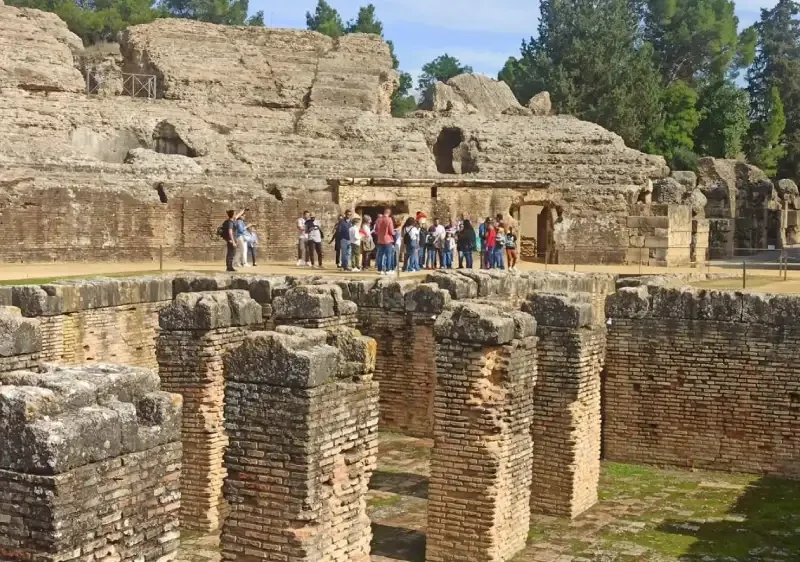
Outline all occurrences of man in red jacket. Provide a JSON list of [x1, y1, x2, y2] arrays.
[[374, 208, 395, 274]]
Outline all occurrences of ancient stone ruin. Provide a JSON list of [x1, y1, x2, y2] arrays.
[[1, 267, 799, 561]]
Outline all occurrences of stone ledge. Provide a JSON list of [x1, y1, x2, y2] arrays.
[[225, 328, 339, 388], [172, 273, 290, 304], [159, 290, 262, 330], [273, 285, 357, 320], [404, 283, 451, 314], [523, 293, 596, 328], [0, 306, 41, 357], [0, 363, 181, 474], [434, 302, 535, 344]]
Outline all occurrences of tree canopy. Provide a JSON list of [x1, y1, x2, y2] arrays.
[[418, 54, 473, 91]]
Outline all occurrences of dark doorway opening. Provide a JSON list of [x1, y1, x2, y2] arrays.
[[356, 201, 410, 225], [537, 206, 551, 261], [433, 128, 464, 174], [155, 183, 168, 203]]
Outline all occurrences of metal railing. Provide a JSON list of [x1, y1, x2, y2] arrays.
[[85, 72, 157, 98]]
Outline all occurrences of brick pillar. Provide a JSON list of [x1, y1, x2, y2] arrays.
[[273, 284, 358, 329], [156, 290, 262, 532], [222, 326, 379, 562], [428, 302, 537, 562], [524, 293, 605, 518], [0, 364, 182, 562], [0, 306, 41, 373]]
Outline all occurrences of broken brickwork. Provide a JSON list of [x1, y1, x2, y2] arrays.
[[0, 306, 42, 373], [156, 290, 262, 531], [523, 293, 605, 518], [605, 285, 800, 477], [0, 364, 182, 562], [222, 326, 379, 562], [428, 302, 537, 562]]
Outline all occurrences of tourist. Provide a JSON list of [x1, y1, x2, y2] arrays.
[[234, 210, 249, 267], [246, 226, 258, 267], [334, 211, 352, 269], [432, 219, 446, 268], [297, 211, 309, 266], [416, 218, 427, 267], [506, 226, 518, 271], [457, 219, 476, 269], [391, 217, 402, 272], [443, 222, 456, 269], [485, 220, 497, 269], [402, 218, 420, 272], [375, 208, 395, 274], [305, 212, 324, 267], [329, 214, 343, 268], [348, 216, 362, 272], [360, 216, 375, 270], [424, 225, 437, 269], [478, 217, 490, 268], [494, 225, 506, 270], [222, 210, 238, 272]]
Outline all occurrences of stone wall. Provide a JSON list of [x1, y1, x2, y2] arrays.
[[7, 277, 173, 369], [156, 290, 262, 531], [222, 327, 379, 562], [523, 294, 604, 518], [0, 363, 182, 562], [427, 303, 536, 562], [605, 285, 800, 477]]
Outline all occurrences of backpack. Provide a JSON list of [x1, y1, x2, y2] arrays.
[[216, 220, 230, 240], [403, 228, 412, 247], [425, 232, 436, 246]]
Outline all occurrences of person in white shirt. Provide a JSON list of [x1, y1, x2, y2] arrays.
[[432, 219, 446, 269], [348, 217, 362, 272], [297, 211, 309, 266]]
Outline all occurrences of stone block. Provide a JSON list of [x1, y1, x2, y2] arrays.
[[362, 279, 417, 310], [741, 293, 800, 326], [524, 293, 594, 328], [273, 285, 339, 319], [159, 290, 262, 330], [11, 285, 62, 317], [671, 170, 697, 188], [172, 273, 232, 295], [434, 302, 529, 344], [425, 271, 479, 300], [326, 327, 377, 379], [0, 306, 41, 357], [644, 235, 670, 248], [225, 330, 339, 388], [404, 283, 451, 314], [627, 216, 669, 229], [0, 287, 11, 307], [650, 287, 700, 319], [606, 286, 651, 318]]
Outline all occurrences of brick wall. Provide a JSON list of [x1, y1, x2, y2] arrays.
[[222, 328, 379, 562], [605, 286, 800, 477], [427, 303, 537, 562]]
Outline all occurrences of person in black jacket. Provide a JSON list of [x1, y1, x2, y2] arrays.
[[457, 219, 476, 269]]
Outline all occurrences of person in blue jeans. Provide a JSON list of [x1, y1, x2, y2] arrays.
[[493, 226, 506, 269], [457, 219, 476, 268], [402, 218, 421, 271]]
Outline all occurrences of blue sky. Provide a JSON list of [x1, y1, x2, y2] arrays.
[[253, 0, 777, 86]]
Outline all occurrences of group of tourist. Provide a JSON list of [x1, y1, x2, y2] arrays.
[[219, 209, 259, 272], [220, 208, 519, 273]]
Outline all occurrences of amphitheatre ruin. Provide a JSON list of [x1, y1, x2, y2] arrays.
[[2, 2, 800, 562]]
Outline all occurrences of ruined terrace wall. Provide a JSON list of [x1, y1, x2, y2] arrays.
[[604, 285, 800, 477]]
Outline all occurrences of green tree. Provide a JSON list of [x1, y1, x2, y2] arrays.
[[418, 54, 473, 91], [345, 3, 382, 34], [748, 86, 787, 175], [694, 79, 750, 158], [305, 0, 345, 38], [746, 0, 800, 179], [643, 0, 753, 84], [499, 0, 663, 149], [645, 81, 701, 161], [161, 0, 260, 25]]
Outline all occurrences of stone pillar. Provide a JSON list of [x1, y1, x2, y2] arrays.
[[273, 284, 358, 329], [156, 290, 262, 532], [0, 306, 41, 373], [0, 364, 182, 562], [428, 302, 537, 562], [523, 293, 604, 518], [222, 326, 379, 562]]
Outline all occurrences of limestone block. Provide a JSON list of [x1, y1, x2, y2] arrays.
[[653, 177, 688, 203], [172, 273, 233, 295], [528, 91, 552, 116], [447, 73, 523, 114], [0, 363, 180, 474], [627, 216, 669, 229], [0, 287, 10, 307], [434, 302, 534, 344], [671, 171, 697, 188], [273, 285, 339, 319], [524, 293, 594, 328], [159, 290, 262, 330], [362, 279, 418, 310], [225, 330, 338, 388], [741, 293, 800, 326], [650, 287, 700, 319], [425, 271, 479, 300], [11, 285, 62, 317], [326, 327, 377, 379], [777, 178, 799, 198], [404, 283, 451, 314], [696, 290, 742, 322], [419, 81, 473, 113], [629, 235, 645, 248], [644, 235, 670, 248], [606, 286, 651, 318], [0, 306, 41, 357]]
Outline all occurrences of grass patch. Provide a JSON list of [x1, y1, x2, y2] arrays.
[[367, 494, 403, 509], [692, 276, 777, 291]]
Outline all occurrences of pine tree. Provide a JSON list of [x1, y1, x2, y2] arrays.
[[417, 54, 473, 91], [305, 0, 345, 38]]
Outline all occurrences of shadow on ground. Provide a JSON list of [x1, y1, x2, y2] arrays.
[[370, 523, 426, 562], [370, 470, 429, 499]]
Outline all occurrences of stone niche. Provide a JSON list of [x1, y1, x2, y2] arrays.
[[153, 120, 196, 157]]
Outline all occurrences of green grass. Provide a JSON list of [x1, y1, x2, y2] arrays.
[[0, 271, 167, 286]]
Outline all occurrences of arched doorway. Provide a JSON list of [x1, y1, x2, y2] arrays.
[[515, 203, 555, 263]]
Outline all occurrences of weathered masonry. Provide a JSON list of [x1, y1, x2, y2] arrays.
[[156, 290, 263, 531], [222, 327, 379, 562]]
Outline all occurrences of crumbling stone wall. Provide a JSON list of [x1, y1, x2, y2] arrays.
[[222, 327, 379, 562], [0, 306, 41, 373], [0, 363, 182, 562], [523, 293, 605, 518], [273, 284, 358, 330], [8, 277, 173, 369], [427, 303, 536, 562], [605, 285, 800, 477], [156, 290, 262, 531]]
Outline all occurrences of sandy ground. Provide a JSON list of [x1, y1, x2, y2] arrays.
[[1, 258, 799, 292]]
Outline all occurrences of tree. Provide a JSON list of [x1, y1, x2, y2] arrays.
[[161, 0, 260, 25], [645, 81, 701, 161], [748, 86, 787, 175], [345, 3, 382, 34], [694, 79, 750, 158], [643, 0, 753, 84], [499, 0, 663, 150], [746, 0, 800, 179], [418, 54, 473, 91], [305, 0, 345, 38]]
